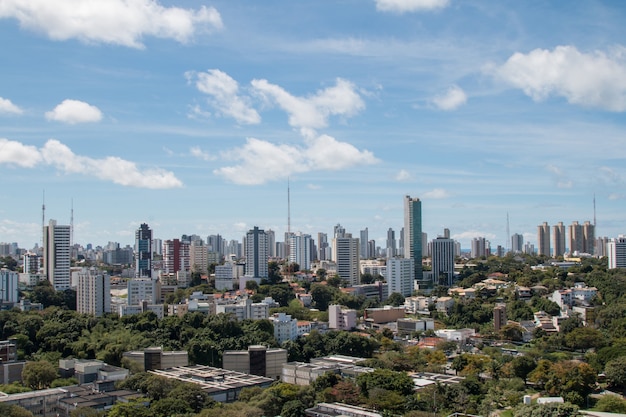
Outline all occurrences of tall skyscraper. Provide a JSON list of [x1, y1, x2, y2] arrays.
[[386, 228, 396, 258], [332, 233, 360, 286], [163, 239, 190, 274], [583, 221, 595, 255], [511, 233, 524, 254], [403, 195, 423, 282], [608, 236, 626, 269], [245, 227, 269, 279], [266, 229, 276, 257], [471, 237, 487, 259], [552, 222, 566, 257], [386, 258, 414, 297], [360, 228, 369, 259], [569, 221, 583, 255], [0, 269, 19, 304], [43, 219, 71, 290], [77, 268, 111, 317], [317, 232, 329, 261], [135, 223, 152, 278], [289, 232, 312, 271], [190, 241, 208, 274], [537, 222, 551, 257], [431, 237, 455, 286]]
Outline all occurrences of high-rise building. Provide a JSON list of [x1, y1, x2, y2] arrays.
[[583, 221, 595, 255], [207, 234, 223, 257], [333, 224, 346, 239], [471, 237, 487, 259], [317, 232, 329, 261], [332, 233, 360, 286], [386, 228, 396, 258], [266, 229, 276, 258], [386, 258, 414, 297], [404, 195, 423, 282], [245, 227, 269, 279], [596, 237, 609, 258], [22, 252, 40, 274], [163, 239, 190, 274], [431, 237, 455, 286], [289, 232, 312, 271], [0, 268, 19, 304], [135, 223, 152, 278], [494, 303, 507, 332], [552, 222, 566, 257], [608, 236, 626, 269], [127, 277, 160, 305], [360, 228, 369, 259], [537, 222, 551, 257], [77, 268, 111, 317], [190, 241, 208, 274], [568, 221, 583, 255], [511, 233, 524, 254], [43, 219, 71, 290], [399, 227, 405, 257]]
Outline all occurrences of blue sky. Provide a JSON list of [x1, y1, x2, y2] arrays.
[[1, 0, 625, 250]]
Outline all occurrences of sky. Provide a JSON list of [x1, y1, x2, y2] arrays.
[[1, 0, 625, 251]]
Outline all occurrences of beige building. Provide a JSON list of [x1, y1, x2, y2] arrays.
[[222, 345, 287, 379]]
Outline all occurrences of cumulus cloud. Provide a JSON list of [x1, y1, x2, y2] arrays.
[[0, 97, 23, 114], [0, 138, 42, 167], [0, 0, 222, 48], [375, 0, 449, 13], [423, 188, 451, 199], [187, 69, 260, 124], [395, 169, 412, 181], [432, 85, 467, 110], [494, 45, 626, 111], [45, 99, 103, 124], [190, 146, 216, 161], [0, 138, 182, 189], [545, 164, 572, 188], [251, 77, 365, 131], [214, 134, 378, 185]]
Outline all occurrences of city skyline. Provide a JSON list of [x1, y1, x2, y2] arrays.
[[1, 1, 625, 250]]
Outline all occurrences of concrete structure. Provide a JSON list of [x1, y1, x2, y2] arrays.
[[306, 402, 382, 417], [386, 257, 414, 297], [552, 222, 566, 257], [537, 222, 551, 257], [511, 233, 524, 254], [149, 365, 273, 403], [404, 295, 432, 314], [215, 298, 269, 321], [360, 228, 369, 259], [350, 281, 388, 302], [435, 328, 475, 343], [134, 223, 152, 278], [59, 359, 129, 384], [127, 277, 159, 305], [404, 195, 423, 282], [494, 303, 507, 332], [436, 297, 455, 315], [431, 237, 456, 286], [328, 304, 357, 330], [363, 306, 405, 324], [77, 268, 111, 316], [119, 301, 164, 318], [122, 347, 188, 371], [608, 235, 626, 269], [43, 219, 71, 290], [332, 234, 360, 286], [396, 318, 435, 335], [289, 232, 312, 271], [282, 356, 373, 386], [386, 228, 396, 258], [0, 268, 19, 305], [271, 313, 298, 344], [244, 227, 269, 280], [163, 238, 190, 274], [222, 345, 287, 379], [190, 241, 208, 274]]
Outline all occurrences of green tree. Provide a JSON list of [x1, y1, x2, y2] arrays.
[[604, 356, 626, 389], [107, 398, 150, 417], [310, 284, 336, 311], [280, 400, 306, 417], [21, 360, 57, 390], [513, 402, 581, 417], [384, 292, 405, 307], [356, 368, 415, 397], [595, 394, 626, 413]]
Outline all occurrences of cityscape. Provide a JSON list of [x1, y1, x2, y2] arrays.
[[1, 1, 626, 416]]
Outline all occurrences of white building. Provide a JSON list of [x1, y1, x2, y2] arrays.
[[431, 237, 455, 286], [271, 313, 298, 344], [0, 269, 19, 304], [43, 219, 71, 290], [245, 227, 269, 280], [215, 298, 269, 321], [289, 232, 312, 271], [404, 296, 432, 314], [332, 234, 360, 286], [386, 258, 414, 297], [215, 263, 236, 291], [328, 304, 357, 330], [608, 235, 626, 269], [127, 277, 160, 305], [77, 268, 111, 317]]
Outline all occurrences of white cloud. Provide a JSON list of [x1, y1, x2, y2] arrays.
[[494, 45, 626, 111], [188, 69, 261, 124], [375, 0, 449, 13], [422, 188, 450, 199], [45, 99, 103, 124], [190, 146, 215, 161], [214, 134, 378, 185], [0, 0, 222, 48], [0, 97, 23, 114], [545, 164, 572, 188], [395, 169, 412, 181], [609, 193, 625, 200], [0, 138, 181, 189], [0, 138, 42, 167], [432, 85, 467, 110], [307, 184, 322, 190], [251, 77, 365, 131]]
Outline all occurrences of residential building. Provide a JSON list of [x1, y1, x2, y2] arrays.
[[404, 195, 423, 282], [317, 232, 329, 261], [608, 235, 626, 269], [0, 269, 19, 305], [363, 306, 405, 324], [43, 219, 71, 290], [127, 277, 159, 305], [163, 239, 190, 274], [360, 228, 369, 259], [494, 303, 507, 332], [511, 233, 524, 254], [289, 232, 312, 271], [537, 222, 551, 257], [328, 304, 357, 330], [332, 233, 360, 286], [134, 223, 152, 278], [76, 268, 111, 317], [431, 237, 455, 286], [404, 296, 432, 314], [471, 237, 487, 258], [552, 222, 566, 257], [271, 313, 298, 344], [386, 228, 396, 258], [215, 263, 236, 291], [190, 241, 208, 274], [245, 227, 269, 280], [386, 258, 414, 297], [215, 298, 269, 321]]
